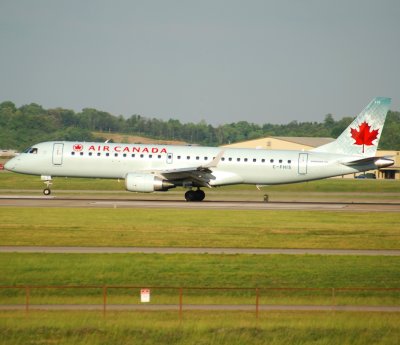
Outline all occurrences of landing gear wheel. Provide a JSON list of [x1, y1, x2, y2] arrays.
[[194, 189, 205, 201], [42, 177, 53, 196], [185, 190, 196, 202], [185, 189, 205, 202]]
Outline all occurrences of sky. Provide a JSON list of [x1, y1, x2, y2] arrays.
[[1, 0, 399, 125]]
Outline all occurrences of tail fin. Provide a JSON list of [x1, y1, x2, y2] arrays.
[[312, 97, 391, 156]]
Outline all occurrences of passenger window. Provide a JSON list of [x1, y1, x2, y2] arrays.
[[89, 152, 93, 156], [221, 157, 225, 161], [106, 153, 110, 157], [288, 160, 291, 163], [279, 159, 282, 163], [71, 152, 75, 156], [228, 157, 232, 161], [140, 154, 144, 158], [123, 153, 127, 157], [261, 159, 265, 163], [131, 154, 135, 158], [196, 156, 200, 160], [158, 155, 161, 159], [253, 158, 256, 162], [177, 156, 181, 159], [204, 157, 208, 160], [244, 158, 248, 162], [80, 152, 84, 156], [149, 154, 152, 158], [114, 153, 118, 157], [237, 158, 240, 162], [97, 153, 101, 156], [187, 156, 190, 160], [270, 159, 274, 163]]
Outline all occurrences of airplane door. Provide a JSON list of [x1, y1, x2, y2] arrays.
[[298, 153, 308, 174], [166, 153, 173, 164], [52, 143, 64, 165]]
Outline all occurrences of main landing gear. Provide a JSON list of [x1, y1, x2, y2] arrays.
[[184, 188, 205, 202]]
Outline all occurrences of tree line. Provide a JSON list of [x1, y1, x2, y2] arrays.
[[0, 101, 399, 151]]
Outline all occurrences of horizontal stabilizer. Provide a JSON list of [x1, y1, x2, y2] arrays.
[[341, 156, 394, 168]]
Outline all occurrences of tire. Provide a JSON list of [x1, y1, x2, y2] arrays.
[[185, 190, 196, 202], [195, 189, 205, 201]]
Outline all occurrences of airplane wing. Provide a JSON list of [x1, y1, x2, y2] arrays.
[[160, 168, 214, 187], [148, 150, 225, 188]]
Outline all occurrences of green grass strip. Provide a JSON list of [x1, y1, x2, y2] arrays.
[[1, 253, 399, 288], [0, 311, 399, 345], [1, 208, 399, 249]]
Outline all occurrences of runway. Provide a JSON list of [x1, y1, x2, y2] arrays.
[[1, 195, 400, 212], [1, 246, 399, 256]]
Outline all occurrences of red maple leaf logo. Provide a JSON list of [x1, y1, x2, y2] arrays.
[[350, 121, 379, 153], [73, 144, 83, 152]]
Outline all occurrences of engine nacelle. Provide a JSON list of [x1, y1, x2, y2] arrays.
[[125, 173, 174, 193]]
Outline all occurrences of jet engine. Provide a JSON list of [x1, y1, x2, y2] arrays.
[[125, 173, 175, 193]]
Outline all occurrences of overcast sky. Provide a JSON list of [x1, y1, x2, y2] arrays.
[[1, 0, 399, 125]]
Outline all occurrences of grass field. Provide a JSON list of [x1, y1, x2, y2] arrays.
[[1, 253, 399, 306], [0, 311, 399, 345], [3, 253, 399, 287], [1, 207, 399, 249], [1, 172, 399, 343]]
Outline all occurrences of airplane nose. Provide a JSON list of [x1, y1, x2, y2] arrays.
[[4, 159, 15, 171]]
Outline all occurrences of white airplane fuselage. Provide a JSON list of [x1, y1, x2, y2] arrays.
[[6, 141, 382, 185]]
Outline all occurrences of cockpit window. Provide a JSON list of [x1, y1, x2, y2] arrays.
[[24, 147, 38, 154]]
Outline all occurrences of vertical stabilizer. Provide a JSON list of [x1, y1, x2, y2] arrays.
[[312, 97, 391, 156]]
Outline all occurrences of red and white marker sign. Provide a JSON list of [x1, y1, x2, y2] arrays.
[[140, 289, 150, 303]]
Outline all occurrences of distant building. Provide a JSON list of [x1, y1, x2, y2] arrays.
[[224, 136, 335, 151], [224, 136, 399, 180], [0, 149, 17, 157], [376, 150, 400, 180]]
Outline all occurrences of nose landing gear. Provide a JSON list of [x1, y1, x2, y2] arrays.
[[41, 176, 52, 196], [184, 188, 205, 202]]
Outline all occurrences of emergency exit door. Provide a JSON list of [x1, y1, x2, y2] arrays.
[[52, 143, 64, 165], [298, 153, 308, 175]]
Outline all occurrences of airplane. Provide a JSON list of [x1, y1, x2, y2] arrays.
[[5, 97, 394, 201]]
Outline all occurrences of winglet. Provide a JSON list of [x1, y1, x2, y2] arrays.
[[201, 150, 225, 169]]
